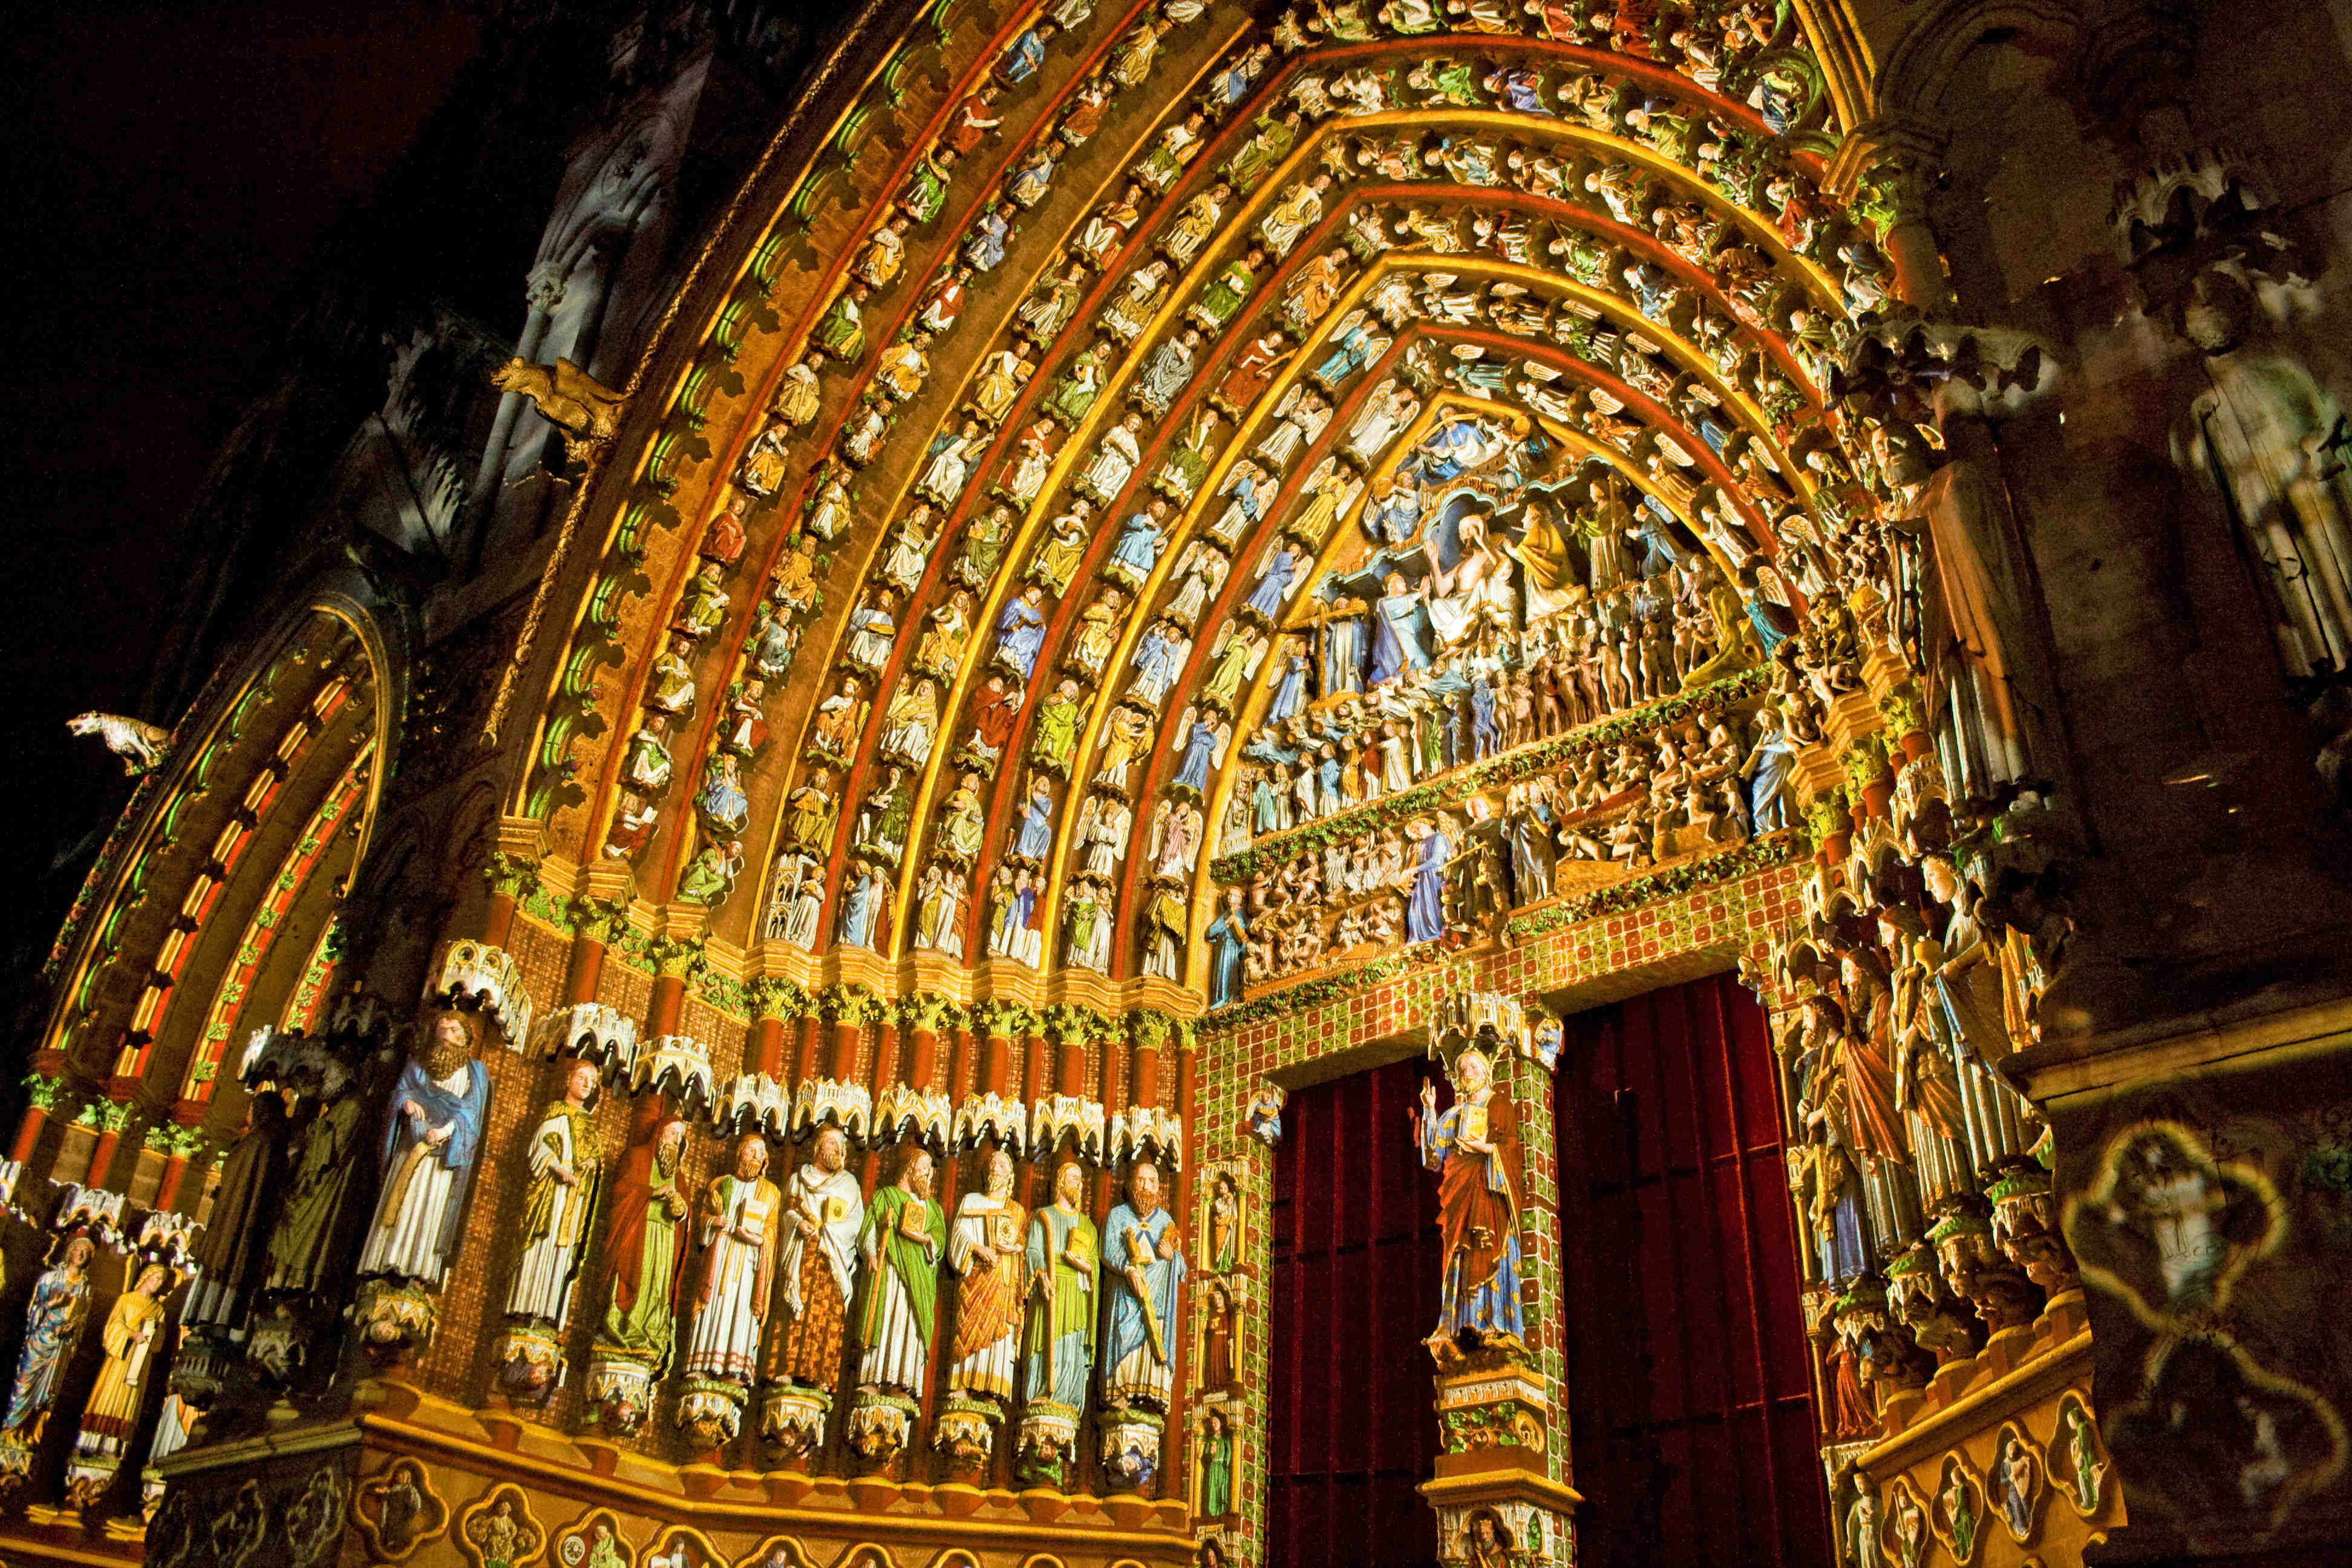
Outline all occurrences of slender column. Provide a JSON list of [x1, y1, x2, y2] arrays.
[[745, 979, 800, 1079]]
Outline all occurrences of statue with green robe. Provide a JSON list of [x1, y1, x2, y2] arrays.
[[854, 1147, 945, 1393], [1021, 1160, 1099, 1410]]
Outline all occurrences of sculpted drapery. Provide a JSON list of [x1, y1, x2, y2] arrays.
[[598, 1118, 691, 1366], [947, 1149, 1027, 1400], [1101, 1161, 1186, 1410], [358, 1010, 491, 1287], [855, 1148, 944, 1393], [684, 1135, 781, 1386], [1419, 1048, 1526, 1351], [768, 1126, 863, 1390], [506, 1061, 606, 1325], [1022, 1161, 1099, 1409]]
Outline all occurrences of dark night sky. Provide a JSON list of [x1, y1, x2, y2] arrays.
[[0, 5, 483, 1014]]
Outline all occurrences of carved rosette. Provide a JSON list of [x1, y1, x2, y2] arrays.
[[1016, 1399, 1082, 1490], [582, 1349, 659, 1436], [427, 939, 534, 1049], [1097, 1406, 1166, 1496], [1986, 1167, 2079, 1294], [844, 1388, 919, 1470], [931, 1394, 1001, 1483], [759, 1382, 832, 1462], [354, 1279, 437, 1367], [490, 1322, 566, 1408], [675, 1375, 747, 1449]]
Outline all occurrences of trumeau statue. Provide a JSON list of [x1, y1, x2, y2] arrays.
[[2174, 264, 2352, 681], [505, 1060, 606, 1326], [766, 1126, 863, 1391], [1417, 1047, 1526, 1360], [358, 1010, 491, 1287]]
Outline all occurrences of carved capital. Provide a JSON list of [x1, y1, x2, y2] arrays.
[[747, 976, 810, 1022], [818, 983, 886, 1028], [894, 990, 962, 1036]]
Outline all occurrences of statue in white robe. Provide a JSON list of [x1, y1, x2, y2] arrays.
[[358, 1010, 491, 1286], [768, 1127, 864, 1390], [504, 1060, 606, 1324], [682, 1135, 781, 1386], [855, 1148, 945, 1394]]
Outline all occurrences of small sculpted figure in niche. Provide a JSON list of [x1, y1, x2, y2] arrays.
[[683, 1134, 781, 1387], [1200, 1408, 1233, 1517], [596, 1118, 691, 1368], [1466, 1509, 1512, 1568], [505, 1059, 606, 1325], [1022, 1160, 1100, 1410], [358, 1010, 491, 1287], [72, 1261, 169, 1460], [1846, 1474, 1884, 1568], [0, 1237, 93, 1444], [1206, 887, 1250, 1007], [947, 1149, 1028, 1401], [183, 1085, 290, 1334], [1207, 1172, 1238, 1273], [1202, 1279, 1235, 1387], [766, 1127, 862, 1390], [1417, 1047, 1525, 1361], [1994, 1432, 2037, 1540], [855, 1146, 943, 1394]]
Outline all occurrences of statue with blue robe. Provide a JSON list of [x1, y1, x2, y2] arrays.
[[359, 1010, 492, 1285], [1370, 573, 1434, 685], [1206, 889, 1250, 1007], [1405, 817, 1454, 944], [1101, 1162, 1187, 1409]]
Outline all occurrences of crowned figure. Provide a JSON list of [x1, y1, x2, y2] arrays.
[[1416, 1045, 1526, 1362]]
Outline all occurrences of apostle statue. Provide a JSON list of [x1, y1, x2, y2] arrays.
[[183, 1088, 290, 1335], [595, 1118, 691, 1365], [767, 1126, 864, 1390], [1022, 1160, 1100, 1411], [1101, 1161, 1187, 1409], [261, 1053, 362, 1298], [505, 1060, 606, 1326], [358, 1009, 491, 1287], [682, 1134, 781, 1387], [855, 1146, 944, 1394], [72, 1262, 169, 1460], [946, 1148, 1027, 1401], [0, 1237, 94, 1447], [1416, 1047, 1526, 1359]]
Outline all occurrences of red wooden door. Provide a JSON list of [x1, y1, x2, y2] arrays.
[[1555, 972, 1831, 1568], [1267, 1056, 1442, 1567]]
